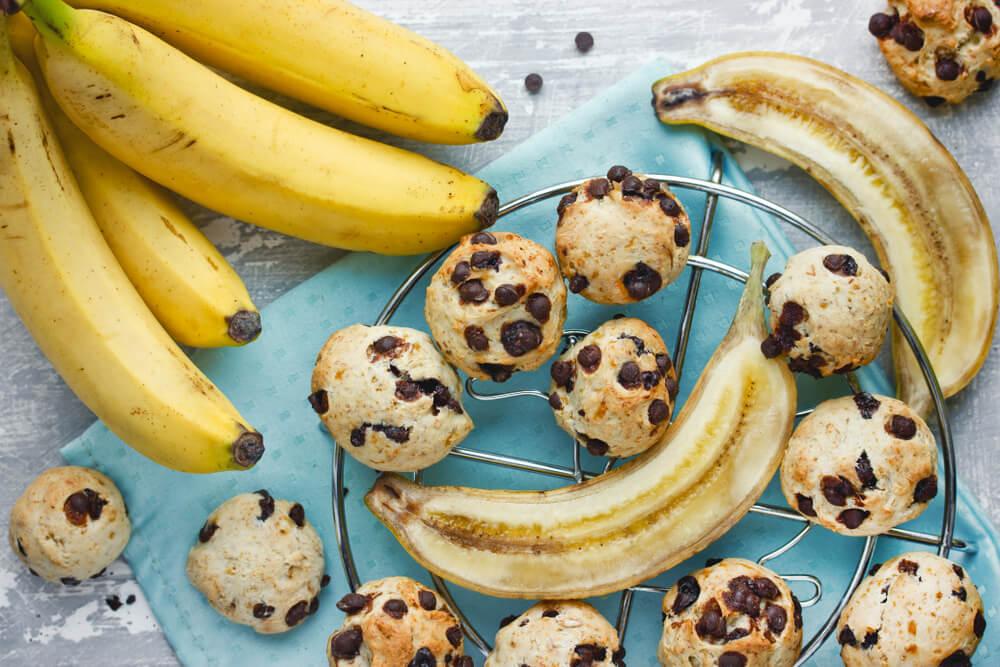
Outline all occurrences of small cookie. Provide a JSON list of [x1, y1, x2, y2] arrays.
[[781, 394, 938, 535], [548, 317, 678, 458], [556, 165, 691, 304], [869, 1, 1000, 105], [485, 600, 624, 667], [186, 491, 325, 634], [763, 245, 893, 377], [838, 552, 985, 666], [311, 324, 473, 471], [425, 231, 567, 382], [659, 558, 803, 667], [328, 576, 473, 667], [8, 466, 130, 584]]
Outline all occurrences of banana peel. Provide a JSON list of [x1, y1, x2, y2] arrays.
[[652, 52, 998, 415], [366, 242, 796, 599]]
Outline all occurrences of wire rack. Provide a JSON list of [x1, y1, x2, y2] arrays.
[[330, 152, 970, 665]]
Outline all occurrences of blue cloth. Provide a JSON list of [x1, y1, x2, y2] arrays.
[[63, 60, 1000, 666]]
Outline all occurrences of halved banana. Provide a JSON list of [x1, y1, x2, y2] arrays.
[[366, 242, 796, 599], [652, 52, 998, 415]]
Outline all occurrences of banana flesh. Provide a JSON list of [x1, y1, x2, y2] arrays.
[[20, 0, 498, 255], [66, 0, 507, 144], [652, 52, 999, 414], [8, 13, 259, 348], [366, 242, 796, 599], [0, 17, 263, 472]]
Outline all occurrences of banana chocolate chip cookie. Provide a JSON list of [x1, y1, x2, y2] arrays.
[[555, 165, 691, 304], [311, 324, 473, 471], [425, 231, 567, 382], [548, 317, 678, 458], [186, 491, 326, 634], [869, 0, 1000, 105], [659, 558, 803, 667], [328, 576, 473, 667]]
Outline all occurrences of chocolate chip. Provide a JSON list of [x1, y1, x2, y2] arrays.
[[924, 95, 947, 107], [64, 489, 105, 526], [787, 353, 828, 378], [285, 600, 309, 626], [383, 598, 408, 619], [621, 174, 643, 196], [458, 279, 490, 304], [869, 11, 898, 38], [308, 596, 320, 615], [779, 302, 806, 328], [569, 275, 589, 293], [498, 614, 518, 628], [551, 360, 576, 387], [671, 575, 701, 614], [395, 380, 421, 402], [607, 165, 631, 182], [648, 399, 670, 425], [548, 392, 563, 410], [542, 608, 559, 618], [623, 262, 663, 300], [574, 31, 594, 52], [869, 563, 883, 576], [837, 508, 871, 530], [856, 451, 878, 490], [719, 651, 747, 667], [493, 284, 520, 306], [198, 521, 218, 543], [452, 657, 474, 667], [585, 437, 609, 456], [524, 73, 543, 93], [968, 6, 993, 32], [446, 625, 463, 647], [977, 70, 994, 92], [792, 595, 803, 630], [821, 475, 855, 506], [308, 389, 329, 414], [451, 261, 471, 285], [557, 192, 578, 217], [255, 489, 275, 521], [723, 576, 762, 618], [823, 253, 858, 276], [61, 577, 80, 586], [638, 178, 661, 199], [320, 575, 331, 588], [796, 494, 817, 517], [611, 646, 626, 667], [330, 626, 363, 659], [665, 376, 679, 400], [914, 475, 938, 503], [761, 336, 783, 359], [577, 345, 602, 372], [695, 599, 726, 640], [659, 195, 681, 217], [953, 587, 968, 601], [471, 231, 497, 245], [936, 58, 961, 81], [954, 564, 965, 580], [886, 414, 917, 440], [457, 325, 488, 353], [500, 320, 542, 356], [408, 647, 435, 667], [289, 503, 305, 527], [853, 392, 881, 419], [838, 626, 857, 646], [373, 335, 403, 356], [893, 20, 925, 51], [617, 361, 641, 389], [726, 627, 750, 642], [416, 590, 436, 611], [764, 604, 787, 635], [975, 609, 986, 637], [862, 630, 879, 649], [673, 223, 690, 248], [350, 424, 368, 446], [574, 644, 607, 662], [941, 651, 972, 667], [106, 595, 123, 611], [655, 353, 672, 374], [471, 250, 501, 271], [479, 363, 514, 382], [751, 577, 780, 600], [253, 602, 275, 619], [705, 557, 723, 567], [587, 177, 611, 199], [337, 593, 367, 614], [526, 293, 551, 323]]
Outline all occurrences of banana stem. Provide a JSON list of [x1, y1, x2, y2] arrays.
[[731, 240, 771, 337], [18, 0, 73, 42]]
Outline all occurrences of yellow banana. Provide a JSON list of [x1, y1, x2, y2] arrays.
[[652, 52, 999, 415], [7, 13, 260, 348], [0, 15, 263, 473], [66, 0, 507, 144], [367, 242, 797, 599], [15, 0, 498, 256]]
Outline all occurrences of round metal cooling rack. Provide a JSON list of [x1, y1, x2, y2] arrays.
[[330, 152, 971, 665]]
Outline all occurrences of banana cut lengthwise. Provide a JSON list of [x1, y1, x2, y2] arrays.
[[66, 0, 508, 144], [7, 13, 259, 348], [652, 52, 999, 415], [12, 0, 498, 256], [367, 242, 796, 599], [0, 16, 263, 473]]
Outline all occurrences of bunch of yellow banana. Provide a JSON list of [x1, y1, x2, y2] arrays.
[[7, 13, 259, 348], [0, 15, 263, 473], [367, 242, 797, 599], [11, 0, 500, 256]]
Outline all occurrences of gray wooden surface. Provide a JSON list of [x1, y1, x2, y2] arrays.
[[1, 0, 998, 664]]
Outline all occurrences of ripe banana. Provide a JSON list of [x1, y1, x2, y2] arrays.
[[0, 16, 263, 473], [367, 242, 796, 599], [8, 13, 260, 348], [66, 0, 507, 145], [14, 0, 498, 255], [652, 52, 999, 415]]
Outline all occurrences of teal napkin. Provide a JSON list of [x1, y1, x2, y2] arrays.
[[63, 60, 1000, 666]]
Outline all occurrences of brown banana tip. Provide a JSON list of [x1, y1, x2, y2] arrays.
[[232, 431, 264, 468], [1, 0, 23, 15], [475, 107, 508, 141], [652, 84, 707, 113], [226, 310, 262, 344], [475, 189, 500, 229]]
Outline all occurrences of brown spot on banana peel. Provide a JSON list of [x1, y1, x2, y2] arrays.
[[226, 310, 261, 344], [152, 131, 186, 152], [159, 215, 188, 244], [6, 129, 14, 154]]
